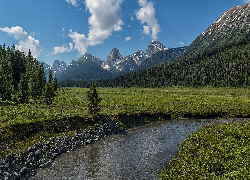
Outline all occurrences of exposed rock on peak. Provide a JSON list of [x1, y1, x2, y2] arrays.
[[102, 48, 123, 71], [146, 40, 169, 58], [77, 53, 103, 66], [183, 2, 250, 56]]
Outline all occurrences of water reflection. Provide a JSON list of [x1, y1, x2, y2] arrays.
[[34, 118, 249, 180]]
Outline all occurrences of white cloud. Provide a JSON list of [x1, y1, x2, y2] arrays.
[[143, 25, 150, 35], [65, 0, 79, 7], [179, 41, 184, 45], [0, 26, 42, 58], [85, 0, 123, 46], [241, 0, 250, 3], [135, 0, 161, 40], [68, 29, 88, 55], [125, 37, 131, 41], [65, 0, 124, 56], [52, 42, 73, 54]]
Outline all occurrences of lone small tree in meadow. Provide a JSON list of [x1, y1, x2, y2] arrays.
[[86, 83, 102, 117]]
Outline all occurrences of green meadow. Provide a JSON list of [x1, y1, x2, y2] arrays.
[[158, 121, 250, 179], [1, 86, 250, 177]]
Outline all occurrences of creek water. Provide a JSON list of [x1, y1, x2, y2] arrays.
[[33, 118, 249, 180]]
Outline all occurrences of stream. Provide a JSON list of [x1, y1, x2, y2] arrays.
[[33, 118, 249, 180]]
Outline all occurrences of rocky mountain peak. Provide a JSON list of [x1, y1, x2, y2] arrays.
[[102, 48, 123, 71], [201, 3, 250, 38], [184, 2, 250, 56], [146, 40, 168, 58], [79, 53, 103, 66], [131, 49, 146, 66]]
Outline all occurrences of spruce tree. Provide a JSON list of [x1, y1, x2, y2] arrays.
[[44, 82, 55, 105], [28, 66, 40, 99], [18, 73, 29, 103], [38, 63, 46, 96], [86, 83, 102, 116], [0, 56, 13, 101], [43, 70, 56, 105]]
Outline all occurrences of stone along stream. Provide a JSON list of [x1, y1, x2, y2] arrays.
[[33, 118, 248, 180]]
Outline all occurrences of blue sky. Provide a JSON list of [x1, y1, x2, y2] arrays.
[[0, 0, 249, 65]]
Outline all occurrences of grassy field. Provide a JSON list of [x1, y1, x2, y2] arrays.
[[158, 120, 250, 179], [1, 86, 250, 160]]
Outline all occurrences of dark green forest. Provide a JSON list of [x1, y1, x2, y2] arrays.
[[59, 33, 250, 88], [0, 44, 56, 104]]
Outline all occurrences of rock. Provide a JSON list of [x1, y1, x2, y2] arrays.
[[2, 121, 124, 179]]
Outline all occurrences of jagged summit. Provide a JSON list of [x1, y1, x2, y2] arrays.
[[102, 48, 123, 71], [184, 2, 250, 56], [77, 53, 103, 66], [146, 40, 169, 58]]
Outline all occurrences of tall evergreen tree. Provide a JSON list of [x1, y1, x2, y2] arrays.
[[38, 62, 46, 96], [18, 73, 29, 103], [28, 66, 40, 99], [0, 55, 13, 101]]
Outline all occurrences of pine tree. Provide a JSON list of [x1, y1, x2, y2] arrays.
[[43, 70, 56, 105], [38, 63, 46, 96], [0, 56, 13, 101], [18, 73, 29, 103], [86, 83, 102, 116], [44, 82, 55, 105], [28, 66, 40, 99], [53, 75, 58, 93]]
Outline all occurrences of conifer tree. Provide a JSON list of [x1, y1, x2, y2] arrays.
[[43, 70, 56, 105], [0, 56, 13, 101], [54, 75, 58, 92], [44, 82, 55, 105], [38, 63, 46, 96], [28, 66, 40, 99], [86, 83, 102, 116], [18, 73, 29, 103]]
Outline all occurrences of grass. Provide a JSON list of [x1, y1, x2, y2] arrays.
[[158, 121, 250, 179], [1, 86, 250, 163]]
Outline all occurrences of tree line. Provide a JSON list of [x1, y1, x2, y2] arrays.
[[59, 33, 250, 88], [0, 44, 57, 104]]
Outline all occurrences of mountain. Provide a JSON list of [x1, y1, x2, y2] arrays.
[[57, 54, 111, 82], [57, 40, 185, 82], [102, 48, 146, 72], [102, 48, 123, 71], [146, 40, 168, 58], [87, 3, 250, 88], [42, 60, 67, 80], [183, 2, 250, 56], [138, 46, 186, 70]]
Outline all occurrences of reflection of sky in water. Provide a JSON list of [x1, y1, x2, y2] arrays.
[[34, 118, 248, 180]]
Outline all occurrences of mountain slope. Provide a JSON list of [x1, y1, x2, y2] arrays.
[[86, 3, 250, 88], [183, 3, 250, 56], [138, 46, 186, 70], [57, 55, 111, 82], [93, 35, 250, 88]]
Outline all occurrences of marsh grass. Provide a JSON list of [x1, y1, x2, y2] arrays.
[[1, 86, 250, 158], [158, 121, 250, 179]]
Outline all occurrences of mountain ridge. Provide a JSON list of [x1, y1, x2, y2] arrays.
[[183, 2, 250, 56], [57, 40, 185, 81]]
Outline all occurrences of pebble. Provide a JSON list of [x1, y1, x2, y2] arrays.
[[0, 120, 124, 180]]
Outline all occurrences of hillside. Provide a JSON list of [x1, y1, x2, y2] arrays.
[[183, 3, 250, 56], [60, 3, 250, 88], [57, 58, 112, 82], [58, 41, 185, 82]]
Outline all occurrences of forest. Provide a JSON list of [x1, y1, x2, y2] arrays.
[[0, 44, 57, 104], [59, 33, 250, 88]]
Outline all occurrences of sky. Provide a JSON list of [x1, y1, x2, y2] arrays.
[[0, 0, 249, 65]]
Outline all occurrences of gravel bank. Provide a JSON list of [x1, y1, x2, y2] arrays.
[[0, 120, 123, 180]]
